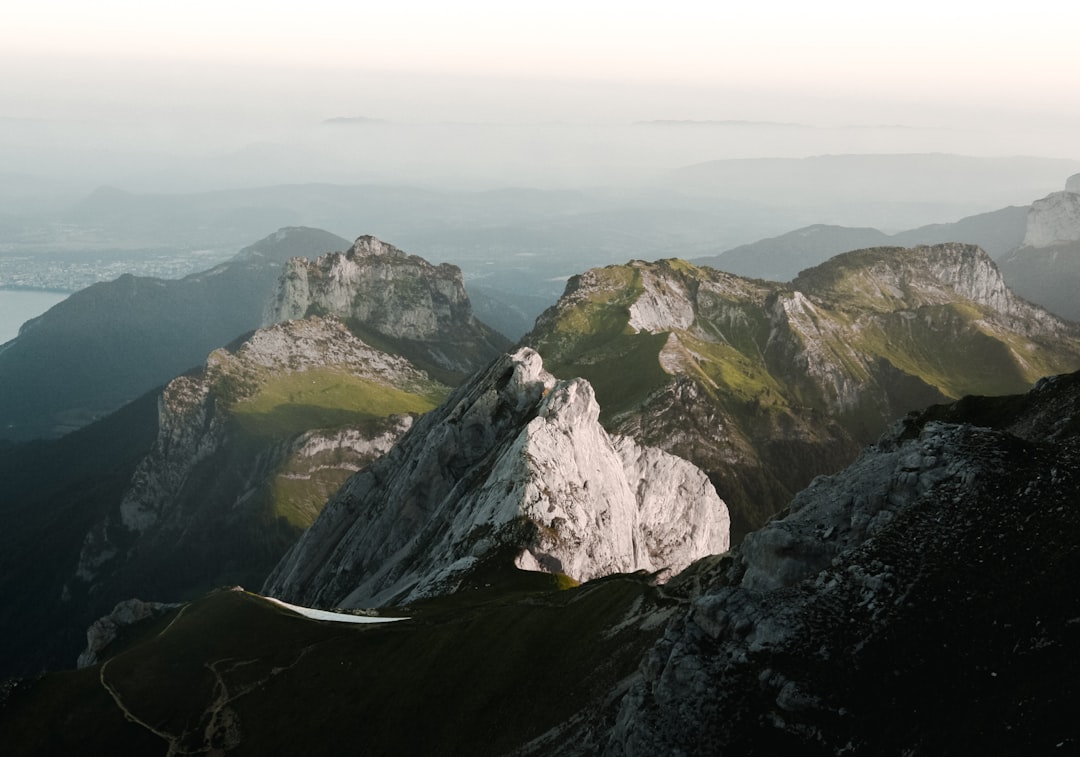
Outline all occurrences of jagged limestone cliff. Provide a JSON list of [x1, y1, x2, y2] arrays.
[[999, 187, 1080, 321], [264, 235, 509, 378], [265, 348, 729, 608], [1021, 191, 1080, 248], [527, 244, 1080, 538]]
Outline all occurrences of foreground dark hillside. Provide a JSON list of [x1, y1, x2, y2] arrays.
[[0, 392, 159, 678]]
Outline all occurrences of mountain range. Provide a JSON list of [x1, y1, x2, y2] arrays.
[[526, 243, 1080, 538], [3, 217, 1080, 752], [697, 174, 1080, 327], [697, 205, 1028, 282], [0, 237, 505, 677]]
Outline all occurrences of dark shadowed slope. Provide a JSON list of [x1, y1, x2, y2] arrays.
[[0, 227, 349, 440]]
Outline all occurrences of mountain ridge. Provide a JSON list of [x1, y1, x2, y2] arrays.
[[527, 243, 1080, 538], [265, 347, 729, 608]]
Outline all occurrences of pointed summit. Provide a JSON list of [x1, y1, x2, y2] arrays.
[[264, 347, 729, 608], [348, 235, 407, 258], [264, 236, 509, 378]]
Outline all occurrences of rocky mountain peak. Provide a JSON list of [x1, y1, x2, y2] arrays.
[[264, 347, 729, 608], [790, 242, 1066, 332], [1022, 191, 1080, 248], [264, 236, 508, 375], [1066, 173, 1080, 193], [348, 234, 407, 258], [605, 370, 1080, 754]]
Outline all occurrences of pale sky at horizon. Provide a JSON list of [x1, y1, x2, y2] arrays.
[[3, 0, 1080, 190], [7, 1, 1080, 120]]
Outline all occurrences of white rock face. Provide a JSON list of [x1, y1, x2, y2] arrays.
[[1022, 191, 1080, 248], [629, 265, 696, 333], [266, 236, 473, 341], [77, 598, 179, 668], [264, 348, 729, 608], [264, 235, 505, 374]]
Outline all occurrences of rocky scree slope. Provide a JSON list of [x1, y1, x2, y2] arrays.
[[998, 186, 1080, 322], [265, 347, 730, 608], [0, 226, 350, 441], [265, 234, 509, 381], [526, 243, 1080, 539], [594, 369, 1080, 755]]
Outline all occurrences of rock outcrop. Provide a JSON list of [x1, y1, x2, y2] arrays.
[[1021, 191, 1080, 248], [998, 186, 1080, 322], [76, 598, 180, 669], [264, 348, 729, 608], [264, 235, 508, 376]]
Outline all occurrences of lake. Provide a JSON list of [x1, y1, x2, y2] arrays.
[[0, 290, 69, 344]]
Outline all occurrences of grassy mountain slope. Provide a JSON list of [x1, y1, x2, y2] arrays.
[[0, 571, 665, 755]]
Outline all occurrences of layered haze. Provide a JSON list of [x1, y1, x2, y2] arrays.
[[3, 2, 1080, 196], [4, 3, 1080, 348]]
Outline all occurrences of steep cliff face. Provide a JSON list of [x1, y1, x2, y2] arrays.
[[999, 188, 1080, 322], [68, 316, 446, 627], [264, 235, 509, 378], [527, 245, 1080, 537], [1022, 191, 1080, 248], [264, 348, 729, 608], [601, 371, 1080, 755]]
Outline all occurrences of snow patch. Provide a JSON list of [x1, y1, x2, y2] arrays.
[[263, 596, 407, 624]]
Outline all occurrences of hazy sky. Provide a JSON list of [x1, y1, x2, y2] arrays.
[[8, 1, 1080, 118], [3, 1, 1080, 190]]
